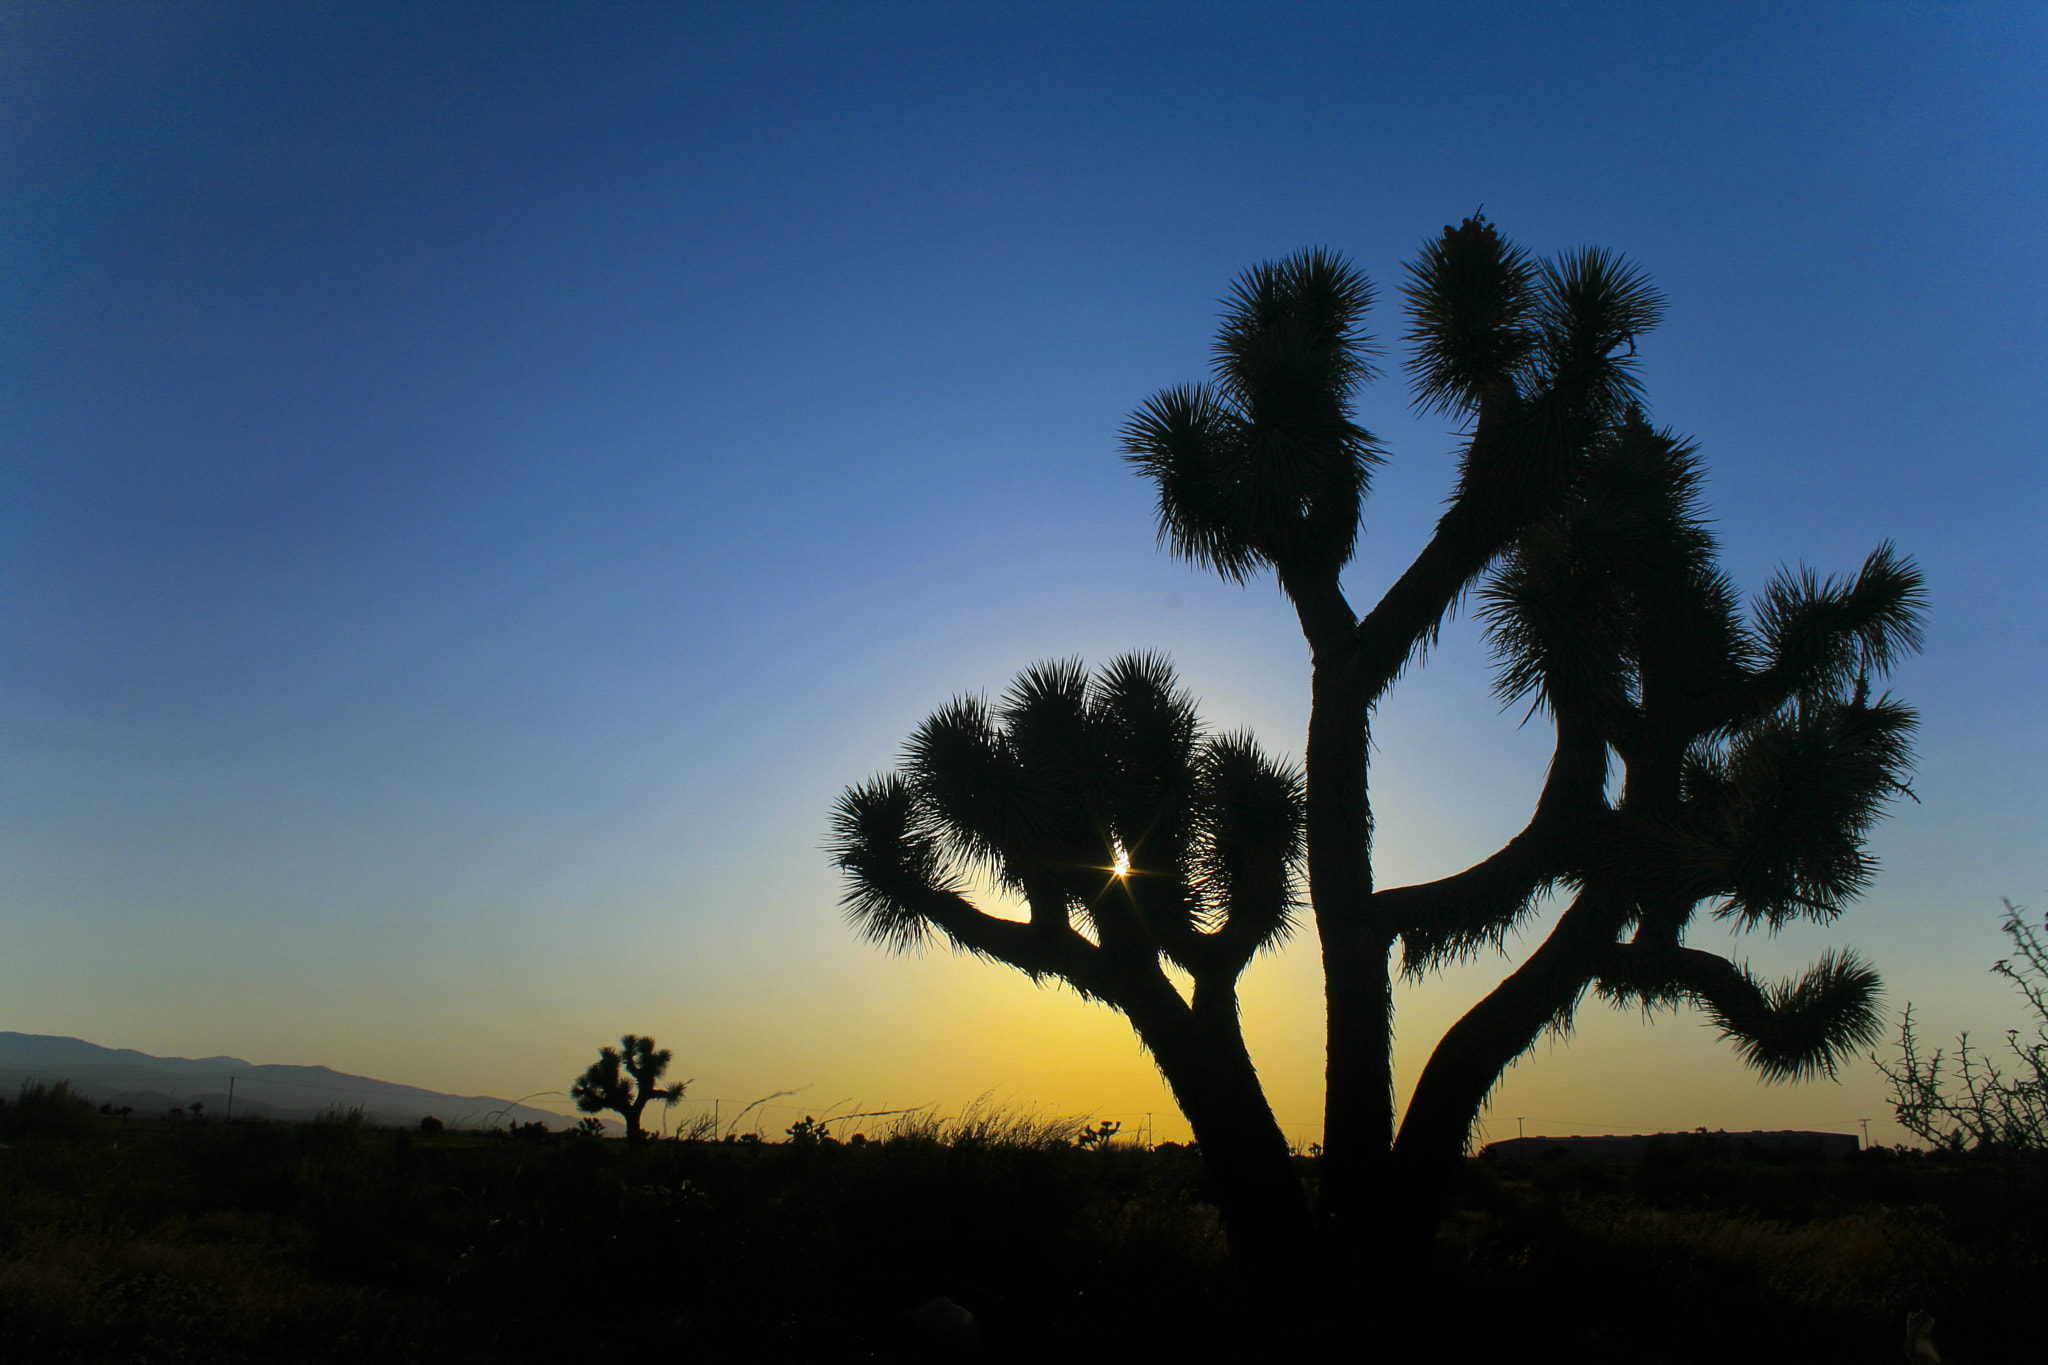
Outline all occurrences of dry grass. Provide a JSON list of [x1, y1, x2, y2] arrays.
[[0, 1101, 1235, 1360], [880, 1091, 1090, 1148], [5, 1108, 2043, 1363], [1555, 1197, 1959, 1312], [1445, 1155, 2043, 1364], [0, 1219, 397, 1363]]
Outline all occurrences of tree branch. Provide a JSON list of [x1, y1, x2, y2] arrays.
[[1393, 886, 1631, 1164], [1598, 941, 1882, 1082], [912, 882, 1113, 1000], [1352, 495, 1504, 701], [1383, 709, 1608, 974], [1278, 564, 1360, 655]]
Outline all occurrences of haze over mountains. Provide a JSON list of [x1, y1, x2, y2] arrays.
[[0, 1033, 573, 1129]]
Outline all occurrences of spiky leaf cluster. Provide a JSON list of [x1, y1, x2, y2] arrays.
[[1402, 215, 1540, 417], [1480, 414, 1724, 719], [829, 654, 1302, 983], [1752, 543, 1926, 710], [1713, 950, 1886, 1082], [1469, 393, 1923, 1084], [1690, 694, 1918, 927], [1126, 220, 1666, 602], [1124, 248, 1380, 583], [1599, 948, 1884, 1083]]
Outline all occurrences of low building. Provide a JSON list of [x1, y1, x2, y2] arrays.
[[1482, 1128, 1860, 1163]]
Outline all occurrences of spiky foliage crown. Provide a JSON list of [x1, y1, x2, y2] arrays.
[[1123, 248, 1380, 583], [829, 653, 1303, 984], [1126, 220, 1666, 591], [1470, 412, 1924, 1083]]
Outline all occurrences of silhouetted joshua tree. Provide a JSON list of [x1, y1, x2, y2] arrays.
[[1121, 219, 1922, 1254], [571, 1034, 688, 1149], [831, 653, 1312, 1267], [1383, 415, 1920, 1239], [834, 218, 1923, 1271]]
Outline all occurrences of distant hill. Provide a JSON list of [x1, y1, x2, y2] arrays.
[[0, 1032, 578, 1130]]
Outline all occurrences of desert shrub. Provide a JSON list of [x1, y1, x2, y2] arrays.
[[299, 1105, 365, 1158], [1880, 900, 2048, 1153], [784, 1114, 834, 1146], [0, 1081, 95, 1142], [8, 1098, 2034, 1361]]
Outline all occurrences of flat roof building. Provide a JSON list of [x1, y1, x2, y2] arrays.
[[1482, 1129, 1860, 1163]]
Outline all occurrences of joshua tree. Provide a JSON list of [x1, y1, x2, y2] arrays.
[[1122, 219, 1922, 1251], [1123, 225, 1662, 1231], [571, 1034, 688, 1149], [831, 653, 1312, 1267], [835, 218, 1923, 1270]]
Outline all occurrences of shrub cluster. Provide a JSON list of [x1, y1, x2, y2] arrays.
[[2, 1099, 2043, 1363], [0, 1102, 1238, 1362]]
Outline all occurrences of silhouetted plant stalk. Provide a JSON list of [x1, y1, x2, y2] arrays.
[[1878, 901, 2048, 1153], [835, 216, 1924, 1276]]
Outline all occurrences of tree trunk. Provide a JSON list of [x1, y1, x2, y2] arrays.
[[1388, 892, 1617, 1248], [1125, 984, 1311, 1279], [1304, 655, 1388, 1243]]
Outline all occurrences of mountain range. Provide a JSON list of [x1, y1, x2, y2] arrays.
[[0, 1032, 575, 1130]]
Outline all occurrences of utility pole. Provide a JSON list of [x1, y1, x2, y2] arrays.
[[1517, 1116, 1525, 1141], [1859, 1117, 1871, 1147], [225, 1076, 235, 1123]]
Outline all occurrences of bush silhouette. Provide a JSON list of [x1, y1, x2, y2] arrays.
[[0, 1080, 95, 1141], [1880, 900, 2048, 1153]]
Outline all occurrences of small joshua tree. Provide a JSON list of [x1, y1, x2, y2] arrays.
[[1077, 1119, 1122, 1152], [571, 1034, 688, 1149]]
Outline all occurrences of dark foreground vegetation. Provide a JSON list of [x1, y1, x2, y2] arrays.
[[2, 1094, 2043, 1363]]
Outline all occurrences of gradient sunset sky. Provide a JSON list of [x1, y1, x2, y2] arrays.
[[4, 1, 2042, 1144]]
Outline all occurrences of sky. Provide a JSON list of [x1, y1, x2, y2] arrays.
[[3, 1, 2042, 1147]]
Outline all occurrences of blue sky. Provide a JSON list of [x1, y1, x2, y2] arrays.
[[3, 1, 2042, 1143]]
